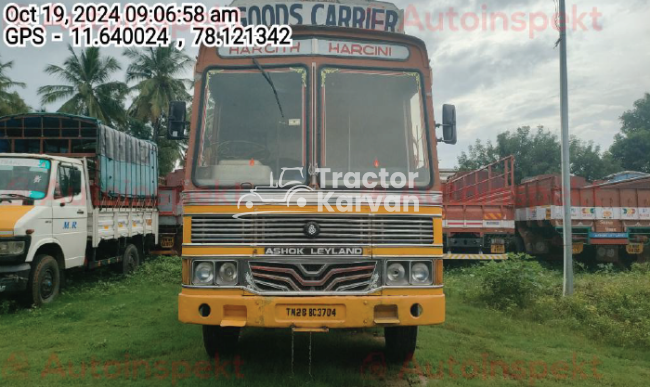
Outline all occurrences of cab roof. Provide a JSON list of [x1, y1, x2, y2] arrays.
[[0, 153, 83, 164]]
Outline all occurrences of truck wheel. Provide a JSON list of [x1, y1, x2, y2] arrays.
[[202, 326, 240, 357], [26, 254, 61, 307], [121, 244, 140, 274], [384, 326, 418, 362]]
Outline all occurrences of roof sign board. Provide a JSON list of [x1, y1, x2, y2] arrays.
[[230, 0, 404, 33], [218, 37, 409, 59]]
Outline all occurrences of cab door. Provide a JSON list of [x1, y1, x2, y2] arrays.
[[52, 163, 88, 268]]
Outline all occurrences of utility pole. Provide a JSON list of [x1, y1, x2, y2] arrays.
[[558, 0, 574, 296]]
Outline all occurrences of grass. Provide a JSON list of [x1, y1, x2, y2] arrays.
[[0, 256, 649, 386]]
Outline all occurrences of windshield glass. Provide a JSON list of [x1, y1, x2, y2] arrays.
[[194, 67, 307, 187], [0, 158, 51, 199], [320, 69, 431, 189]]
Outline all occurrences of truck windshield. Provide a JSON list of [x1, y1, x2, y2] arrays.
[[0, 158, 51, 199], [320, 69, 431, 189], [194, 67, 307, 187]]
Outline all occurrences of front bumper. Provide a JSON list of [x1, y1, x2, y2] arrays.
[[0, 264, 30, 293], [179, 288, 445, 329]]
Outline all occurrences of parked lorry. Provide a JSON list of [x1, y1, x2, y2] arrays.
[[442, 157, 517, 260], [166, 0, 457, 360], [515, 172, 650, 262], [0, 113, 159, 305]]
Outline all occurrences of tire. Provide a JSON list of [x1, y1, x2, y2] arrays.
[[120, 244, 140, 275], [384, 326, 418, 362], [25, 254, 61, 307], [202, 325, 240, 358]]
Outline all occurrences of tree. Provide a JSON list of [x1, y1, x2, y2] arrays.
[[457, 126, 561, 182], [570, 139, 620, 181], [0, 57, 29, 115], [609, 93, 650, 173], [38, 45, 127, 127], [124, 45, 192, 176], [457, 126, 620, 182], [0, 92, 31, 116]]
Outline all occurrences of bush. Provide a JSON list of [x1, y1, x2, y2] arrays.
[[547, 270, 650, 347], [448, 256, 650, 347], [472, 254, 551, 310]]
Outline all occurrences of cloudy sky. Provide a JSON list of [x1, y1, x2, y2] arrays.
[[2, 0, 650, 168]]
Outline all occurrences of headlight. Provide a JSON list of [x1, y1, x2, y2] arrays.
[[217, 262, 238, 285], [386, 262, 408, 286], [0, 241, 25, 255], [193, 262, 214, 285], [410, 262, 432, 285]]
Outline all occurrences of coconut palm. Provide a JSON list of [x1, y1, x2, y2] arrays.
[[124, 45, 192, 122], [38, 45, 127, 126], [0, 57, 29, 115], [124, 45, 193, 175]]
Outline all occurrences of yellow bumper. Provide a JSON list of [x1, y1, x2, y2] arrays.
[[178, 288, 445, 329]]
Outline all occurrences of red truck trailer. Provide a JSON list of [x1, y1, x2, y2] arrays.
[[442, 157, 517, 260], [515, 172, 650, 263]]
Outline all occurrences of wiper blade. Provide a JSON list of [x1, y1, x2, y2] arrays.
[[0, 193, 33, 203], [252, 58, 285, 118], [0, 193, 30, 198]]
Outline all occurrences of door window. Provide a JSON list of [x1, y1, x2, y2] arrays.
[[54, 166, 81, 199]]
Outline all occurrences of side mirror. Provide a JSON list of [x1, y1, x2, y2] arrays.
[[167, 101, 188, 140], [440, 104, 457, 145]]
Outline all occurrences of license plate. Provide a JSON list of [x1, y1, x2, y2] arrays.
[[277, 305, 344, 320], [161, 236, 175, 248], [626, 243, 644, 254], [491, 245, 505, 254]]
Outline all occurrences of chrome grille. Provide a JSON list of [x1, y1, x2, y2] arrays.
[[190, 214, 434, 245], [248, 260, 378, 292]]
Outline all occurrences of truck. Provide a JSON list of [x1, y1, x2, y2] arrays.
[[166, 0, 457, 360], [515, 172, 650, 263], [0, 113, 159, 305], [442, 156, 517, 260]]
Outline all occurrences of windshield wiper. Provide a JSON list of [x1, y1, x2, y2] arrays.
[[0, 193, 33, 203], [0, 193, 31, 198], [252, 58, 285, 119]]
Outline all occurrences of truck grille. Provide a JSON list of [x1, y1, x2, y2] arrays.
[[190, 214, 434, 245], [248, 260, 378, 292]]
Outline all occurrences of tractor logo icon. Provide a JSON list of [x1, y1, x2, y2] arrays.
[[236, 167, 314, 217]]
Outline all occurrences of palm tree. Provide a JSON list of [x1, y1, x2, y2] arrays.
[[0, 57, 29, 115], [124, 45, 192, 120], [38, 45, 127, 126], [124, 45, 193, 175]]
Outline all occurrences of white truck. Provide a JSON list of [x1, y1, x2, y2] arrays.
[[0, 113, 159, 306]]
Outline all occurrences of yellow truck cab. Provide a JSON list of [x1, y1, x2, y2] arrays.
[[170, 0, 457, 360]]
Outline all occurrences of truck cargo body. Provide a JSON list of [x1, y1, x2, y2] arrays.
[[443, 157, 516, 260], [515, 173, 650, 261], [0, 113, 158, 207], [0, 113, 159, 305]]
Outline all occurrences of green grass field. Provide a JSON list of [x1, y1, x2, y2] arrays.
[[1, 256, 648, 387]]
